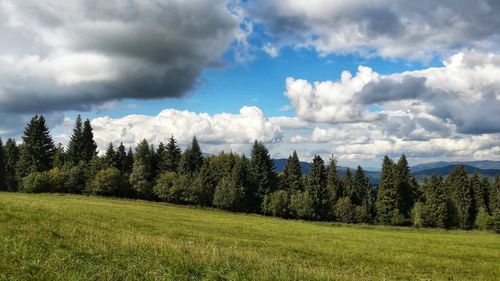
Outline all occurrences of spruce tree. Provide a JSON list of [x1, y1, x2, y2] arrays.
[[376, 156, 400, 225], [4, 139, 19, 191], [470, 172, 486, 213], [307, 155, 328, 219], [249, 140, 276, 212], [326, 156, 343, 203], [104, 143, 117, 168], [344, 168, 355, 203], [124, 147, 134, 175], [178, 136, 203, 177], [447, 165, 474, 229], [115, 142, 128, 174], [0, 137, 5, 190], [81, 119, 97, 162], [423, 174, 449, 228], [17, 115, 56, 178], [161, 135, 182, 172], [481, 177, 491, 214], [283, 150, 302, 192], [395, 154, 414, 221], [67, 115, 84, 163]]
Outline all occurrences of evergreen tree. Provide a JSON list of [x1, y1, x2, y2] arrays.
[[160, 135, 182, 172], [124, 147, 134, 175], [447, 165, 474, 229], [17, 115, 56, 178], [481, 177, 491, 214], [395, 154, 414, 221], [115, 142, 128, 174], [283, 150, 302, 192], [249, 140, 276, 212], [354, 166, 374, 223], [189, 158, 217, 206], [307, 155, 328, 219], [344, 168, 355, 203], [4, 138, 19, 191], [326, 156, 343, 203], [0, 138, 5, 190], [470, 172, 486, 212], [376, 156, 400, 225], [67, 115, 84, 163], [178, 136, 203, 177], [423, 174, 449, 228], [104, 143, 117, 168], [489, 176, 499, 215], [81, 119, 97, 162], [134, 139, 153, 181]]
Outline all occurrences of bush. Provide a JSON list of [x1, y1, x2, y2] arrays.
[[354, 205, 371, 224], [334, 197, 355, 223], [21, 171, 52, 193], [90, 167, 123, 196], [212, 176, 241, 211], [63, 162, 88, 194], [411, 202, 424, 228], [130, 162, 153, 199], [48, 168, 66, 193], [262, 190, 290, 218], [154, 172, 182, 203], [290, 191, 315, 220], [475, 207, 492, 230]]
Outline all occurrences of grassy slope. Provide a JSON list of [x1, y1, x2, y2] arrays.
[[0, 193, 499, 281]]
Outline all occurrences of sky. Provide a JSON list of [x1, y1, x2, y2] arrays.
[[0, 0, 499, 170]]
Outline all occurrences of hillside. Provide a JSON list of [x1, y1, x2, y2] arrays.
[[1, 193, 499, 280]]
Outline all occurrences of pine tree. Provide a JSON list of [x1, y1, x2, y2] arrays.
[[4, 139, 19, 191], [326, 156, 343, 203], [481, 177, 491, 214], [283, 150, 302, 192], [160, 135, 181, 172], [344, 168, 355, 203], [178, 136, 203, 177], [376, 156, 400, 225], [307, 155, 328, 220], [81, 119, 97, 162], [0, 137, 5, 190], [104, 143, 117, 168], [52, 143, 66, 168], [249, 140, 276, 212], [423, 174, 449, 228], [470, 171, 486, 213], [113, 143, 127, 174], [67, 115, 84, 163], [17, 115, 56, 178], [124, 147, 134, 175], [354, 166, 374, 222], [447, 165, 474, 229], [395, 154, 414, 221], [134, 139, 153, 181]]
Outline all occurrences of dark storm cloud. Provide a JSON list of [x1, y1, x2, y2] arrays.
[[0, 0, 240, 115], [358, 76, 427, 104]]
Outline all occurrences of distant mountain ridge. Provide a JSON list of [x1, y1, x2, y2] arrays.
[[272, 159, 500, 185]]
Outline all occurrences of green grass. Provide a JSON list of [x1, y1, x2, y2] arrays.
[[0, 193, 499, 281]]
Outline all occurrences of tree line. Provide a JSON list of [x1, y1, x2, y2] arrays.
[[0, 115, 499, 231]]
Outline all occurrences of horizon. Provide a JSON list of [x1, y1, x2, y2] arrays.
[[0, 0, 499, 168]]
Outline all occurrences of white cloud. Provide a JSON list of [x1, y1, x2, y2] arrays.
[[90, 106, 282, 153], [245, 0, 500, 59], [268, 116, 308, 129], [285, 51, 500, 134], [262, 43, 279, 58]]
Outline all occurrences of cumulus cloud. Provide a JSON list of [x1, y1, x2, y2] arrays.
[[0, 0, 241, 117], [245, 0, 500, 58], [285, 52, 500, 134], [90, 106, 282, 152]]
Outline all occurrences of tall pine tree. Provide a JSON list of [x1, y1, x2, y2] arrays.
[[249, 140, 276, 212], [307, 155, 328, 220], [81, 119, 97, 162], [4, 138, 19, 191], [283, 150, 302, 192], [395, 154, 414, 222], [17, 115, 56, 178], [178, 136, 203, 177], [447, 165, 474, 229], [67, 115, 84, 164], [376, 156, 400, 225], [0, 137, 5, 190], [326, 156, 343, 203]]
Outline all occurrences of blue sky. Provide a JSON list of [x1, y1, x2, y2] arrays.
[[0, 0, 499, 168]]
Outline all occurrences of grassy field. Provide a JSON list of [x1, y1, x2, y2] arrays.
[[0, 193, 499, 281]]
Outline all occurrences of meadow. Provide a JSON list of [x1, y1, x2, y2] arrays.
[[0, 192, 499, 280]]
